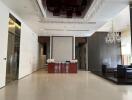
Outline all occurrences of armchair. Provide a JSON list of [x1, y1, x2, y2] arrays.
[[117, 65, 132, 79]]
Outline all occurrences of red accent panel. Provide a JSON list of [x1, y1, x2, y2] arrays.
[[69, 63, 77, 73], [48, 63, 77, 73], [48, 63, 55, 73], [61, 63, 66, 73]]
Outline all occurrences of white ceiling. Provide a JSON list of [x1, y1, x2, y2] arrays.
[[98, 5, 131, 32], [0, 0, 130, 36]]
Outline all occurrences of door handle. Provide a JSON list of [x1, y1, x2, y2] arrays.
[[3, 58, 7, 60]]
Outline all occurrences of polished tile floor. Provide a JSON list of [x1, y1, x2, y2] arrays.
[[0, 69, 132, 100]]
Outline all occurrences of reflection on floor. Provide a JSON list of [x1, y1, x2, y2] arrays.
[[0, 69, 132, 100]]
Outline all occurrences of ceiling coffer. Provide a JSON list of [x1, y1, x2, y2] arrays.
[[41, 0, 93, 18]]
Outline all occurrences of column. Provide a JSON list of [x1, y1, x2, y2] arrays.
[[73, 35, 75, 59], [50, 35, 52, 59], [129, 4, 132, 54]]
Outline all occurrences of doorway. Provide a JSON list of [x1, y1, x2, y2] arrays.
[[38, 36, 50, 68], [75, 37, 87, 70], [6, 14, 21, 84]]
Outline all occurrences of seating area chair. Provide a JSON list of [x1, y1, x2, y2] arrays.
[[117, 65, 132, 79], [102, 64, 115, 76], [102, 64, 107, 75], [117, 65, 126, 78]]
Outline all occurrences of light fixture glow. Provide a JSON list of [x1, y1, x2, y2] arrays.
[[105, 20, 121, 44]]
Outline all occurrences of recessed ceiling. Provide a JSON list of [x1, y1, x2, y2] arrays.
[[41, 0, 93, 18], [0, 0, 130, 37]]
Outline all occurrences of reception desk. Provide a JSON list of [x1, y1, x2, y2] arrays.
[[48, 62, 77, 73]]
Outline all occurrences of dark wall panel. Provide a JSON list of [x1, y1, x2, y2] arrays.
[[88, 32, 121, 72], [38, 36, 50, 59]]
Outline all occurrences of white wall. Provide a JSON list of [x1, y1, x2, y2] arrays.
[[0, 1, 39, 88], [19, 24, 39, 79], [52, 37, 73, 62], [0, 1, 9, 88]]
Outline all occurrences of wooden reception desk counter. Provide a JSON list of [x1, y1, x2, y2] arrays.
[[48, 62, 77, 73]]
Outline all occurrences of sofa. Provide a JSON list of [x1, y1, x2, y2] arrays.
[[102, 64, 116, 76], [117, 65, 132, 79], [102, 64, 132, 79]]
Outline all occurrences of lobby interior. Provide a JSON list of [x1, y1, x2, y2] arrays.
[[1, 0, 132, 100]]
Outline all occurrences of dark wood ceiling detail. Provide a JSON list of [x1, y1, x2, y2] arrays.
[[75, 37, 87, 45], [38, 36, 50, 44], [42, 0, 93, 18]]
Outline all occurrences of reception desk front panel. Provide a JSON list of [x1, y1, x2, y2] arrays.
[[48, 63, 77, 73], [69, 63, 77, 73], [48, 63, 55, 73]]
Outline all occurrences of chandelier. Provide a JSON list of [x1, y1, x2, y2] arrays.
[[105, 21, 121, 44]]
